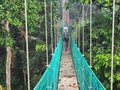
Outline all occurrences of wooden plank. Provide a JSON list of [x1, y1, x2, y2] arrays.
[[58, 51, 79, 90]]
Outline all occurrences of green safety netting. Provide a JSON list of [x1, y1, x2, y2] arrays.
[[71, 38, 106, 90], [34, 37, 62, 90], [34, 24, 106, 90]]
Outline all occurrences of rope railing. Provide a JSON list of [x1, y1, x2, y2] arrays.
[[71, 38, 106, 90], [34, 37, 62, 90]]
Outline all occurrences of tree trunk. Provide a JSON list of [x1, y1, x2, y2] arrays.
[[6, 47, 12, 90], [5, 20, 12, 90]]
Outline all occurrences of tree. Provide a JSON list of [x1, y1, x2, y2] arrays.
[[0, 0, 23, 89]]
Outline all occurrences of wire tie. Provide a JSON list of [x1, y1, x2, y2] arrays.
[[89, 65, 92, 68], [46, 65, 50, 67]]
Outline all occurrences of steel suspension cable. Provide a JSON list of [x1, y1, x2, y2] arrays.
[[111, 0, 115, 89], [82, 4, 85, 55], [51, 1, 53, 54], [44, 0, 48, 65], [90, 0, 92, 67], [24, 0, 30, 90]]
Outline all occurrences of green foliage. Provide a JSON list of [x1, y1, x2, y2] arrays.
[[35, 44, 46, 52], [2, 87, 7, 90], [0, 30, 7, 46], [0, 0, 48, 89], [116, 73, 120, 81], [64, 2, 69, 10], [0, 31, 15, 47], [0, 47, 6, 88], [31, 74, 41, 88], [5, 36, 15, 47], [27, 0, 44, 34]]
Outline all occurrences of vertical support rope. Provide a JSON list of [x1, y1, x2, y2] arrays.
[[24, 0, 30, 90], [82, 4, 85, 55], [44, 1, 49, 89], [75, 26, 76, 44], [111, 0, 115, 89], [78, 17, 80, 49], [90, 0, 92, 67], [62, 7, 64, 25], [62, 0, 64, 25], [44, 0, 48, 65], [54, 17, 56, 49], [89, 1, 93, 88], [76, 24, 78, 45], [57, 21, 58, 44], [68, 9, 69, 25], [55, 18, 57, 46], [51, 1, 53, 54]]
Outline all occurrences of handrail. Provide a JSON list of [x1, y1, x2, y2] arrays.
[[71, 38, 106, 90], [34, 37, 62, 90]]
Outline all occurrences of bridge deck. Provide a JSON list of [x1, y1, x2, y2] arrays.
[[58, 51, 79, 90]]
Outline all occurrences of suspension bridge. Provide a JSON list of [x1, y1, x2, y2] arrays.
[[23, 0, 116, 89], [33, 24, 106, 90], [33, 0, 106, 89]]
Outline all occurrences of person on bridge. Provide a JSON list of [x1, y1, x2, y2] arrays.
[[62, 27, 69, 52]]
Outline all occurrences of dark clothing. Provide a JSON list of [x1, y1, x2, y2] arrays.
[[63, 32, 69, 42], [63, 32, 69, 51]]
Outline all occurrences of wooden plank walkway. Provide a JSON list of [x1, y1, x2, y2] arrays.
[[58, 51, 79, 90]]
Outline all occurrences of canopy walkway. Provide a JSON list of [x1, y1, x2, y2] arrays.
[[58, 50, 78, 90], [22, 0, 115, 89], [33, 26, 106, 90]]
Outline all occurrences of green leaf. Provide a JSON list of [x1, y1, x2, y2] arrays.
[[5, 37, 15, 47], [97, 0, 103, 3], [85, 0, 89, 4], [105, 72, 109, 78], [35, 44, 46, 52], [116, 73, 120, 81]]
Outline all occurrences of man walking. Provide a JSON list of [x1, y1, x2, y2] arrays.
[[63, 27, 69, 52]]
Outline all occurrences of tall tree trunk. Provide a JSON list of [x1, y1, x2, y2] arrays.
[[6, 47, 12, 90], [5, 20, 12, 90]]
